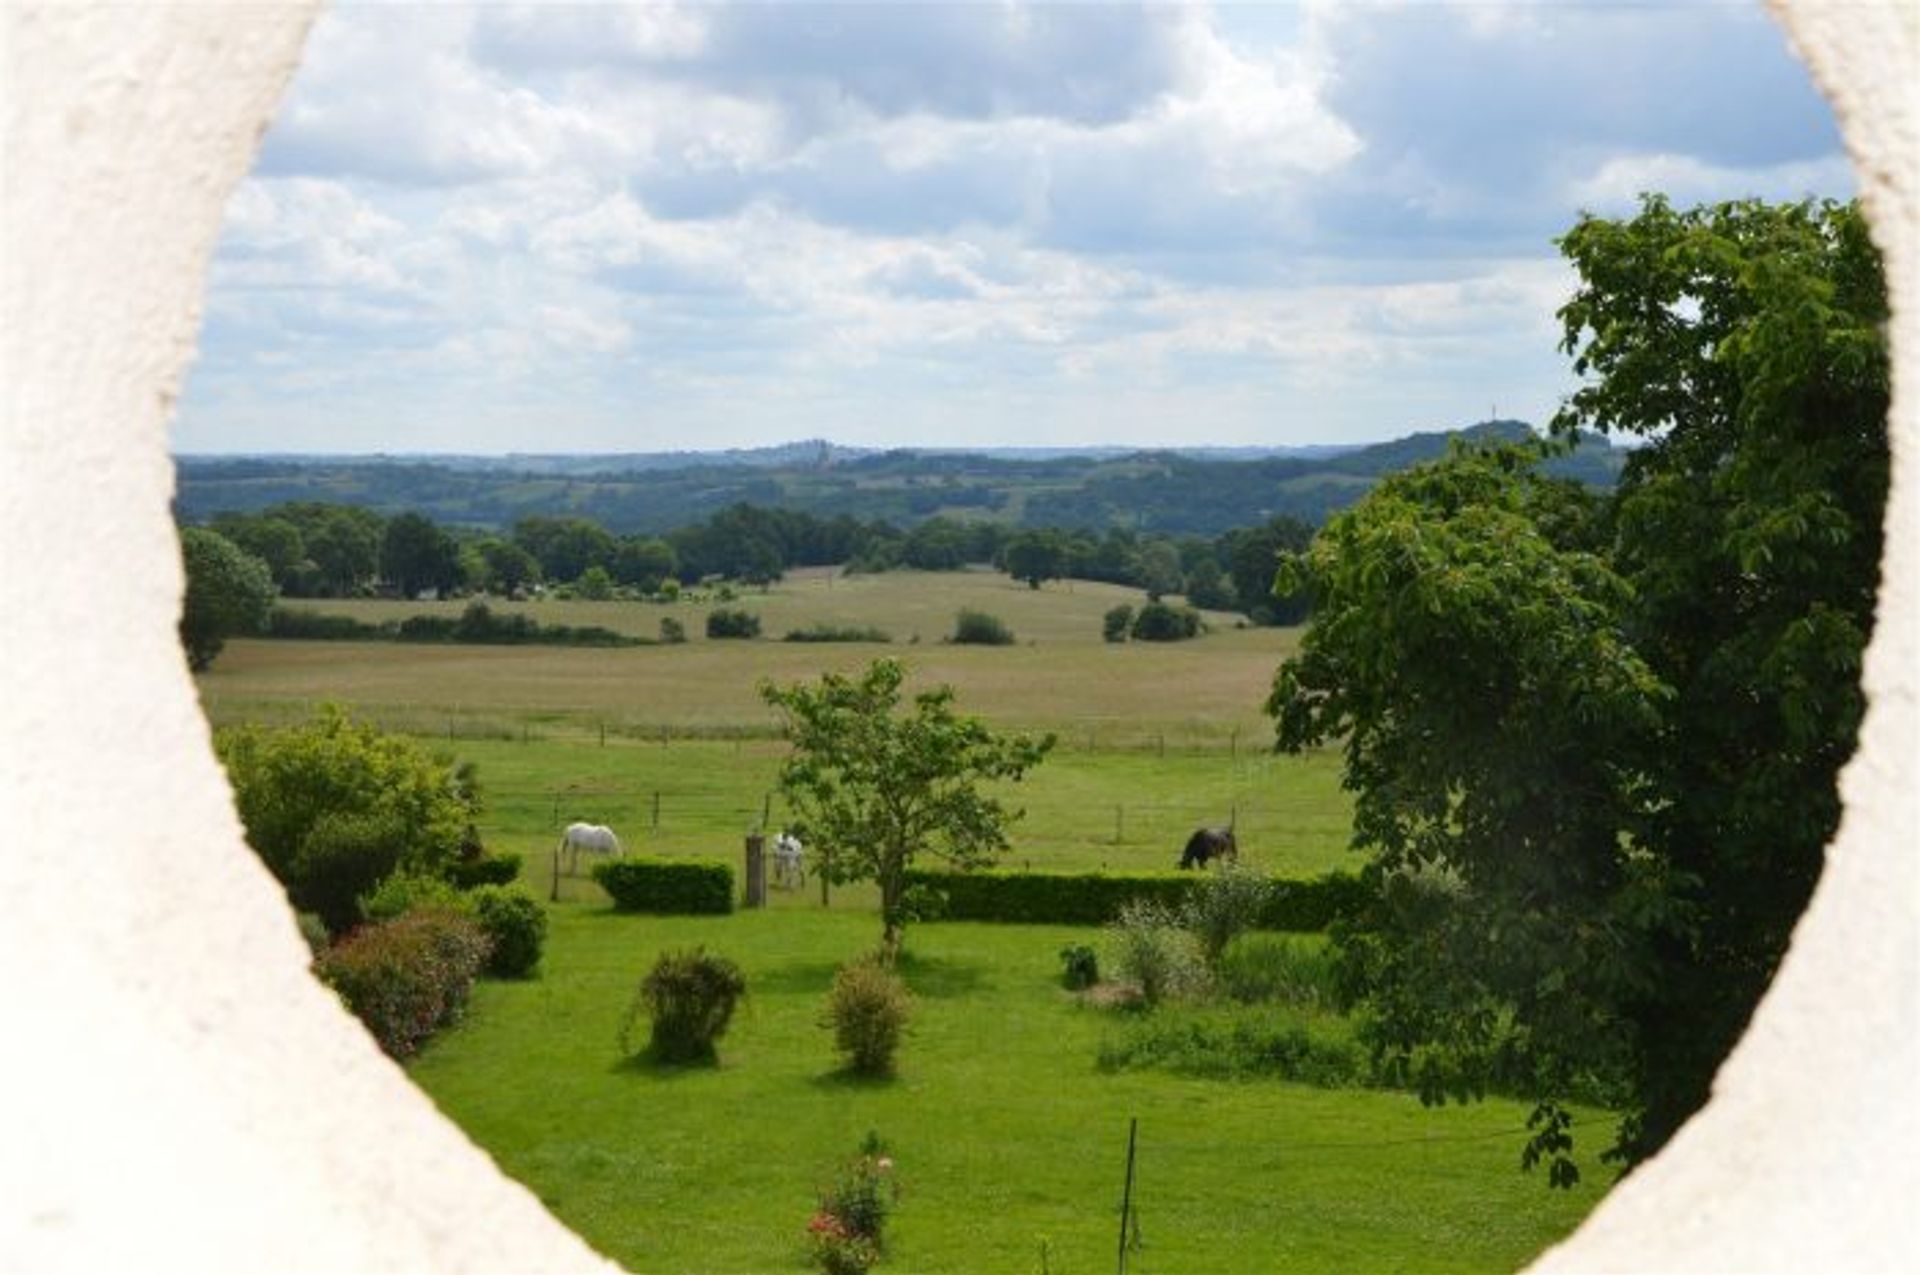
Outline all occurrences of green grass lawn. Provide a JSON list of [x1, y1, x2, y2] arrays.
[[437, 737, 1352, 892], [409, 906, 1610, 1274]]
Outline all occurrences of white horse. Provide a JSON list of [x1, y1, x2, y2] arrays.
[[772, 831, 805, 889], [558, 822, 622, 874]]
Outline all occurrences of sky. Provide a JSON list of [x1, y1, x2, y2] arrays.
[[175, 0, 1853, 455]]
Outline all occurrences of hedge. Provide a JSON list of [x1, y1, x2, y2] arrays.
[[448, 853, 522, 889], [901, 867, 1366, 931], [594, 858, 735, 914]]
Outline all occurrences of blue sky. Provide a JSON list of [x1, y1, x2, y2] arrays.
[[176, 1, 1852, 455]]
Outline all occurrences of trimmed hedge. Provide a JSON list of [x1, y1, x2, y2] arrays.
[[594, 858, 735, 914], [901, 867, 1366, 931]]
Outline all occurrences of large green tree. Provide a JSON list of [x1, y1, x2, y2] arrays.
[[762, 659, 1054, 954], [381, 511, 459, 598], [178, 527, 275, 671], [1269, 197, 1888, 1182]]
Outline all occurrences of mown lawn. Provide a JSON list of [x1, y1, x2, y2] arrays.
[[409, 906, 1611, 1274]]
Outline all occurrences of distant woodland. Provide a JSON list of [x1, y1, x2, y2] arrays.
[[176, 420, 1622, 539]]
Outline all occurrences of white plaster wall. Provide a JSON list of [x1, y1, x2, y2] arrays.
[[0, 2, 1910, 1273]]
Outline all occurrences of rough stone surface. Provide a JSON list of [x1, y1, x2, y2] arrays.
[[0, 3, 1912, 1272]]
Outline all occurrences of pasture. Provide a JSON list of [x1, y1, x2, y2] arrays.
[[410, 907, 1610, 1274], [196, 564, 1613, 1272]]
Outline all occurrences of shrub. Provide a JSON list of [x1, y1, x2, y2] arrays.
[[808, 1134, 897, 1275], [1106, 899, 1207, 1007], [949, 608, 1014, 645], [292, 811, 407, 935], [265, 606, 390, 640], [660, 616, 687, 644], [1102, 604, 1134, 643], [1217, 933, 1340, 1010], [1059, 943, 1100, 990], [623, 948, 747, 1063], [1096, 1007, 1365, 1086], [1182, 859, 1273, 966], [593, 858, 735, 914], [823, 956, 912, 1075], [216, 706, 475, 907], [1129, 600, 1202, 642], [784, 624, 892, 644], [447, 853, 521, 889], [470, 885, 547, 978], [360, 870, 466, 924], [706, 607, 761, 638], [294, 911, 331, 958], [316, 908, 491, 1058]]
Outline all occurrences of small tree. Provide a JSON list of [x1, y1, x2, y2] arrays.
[[1002, 532, 1065, 590], [178, 527, 275, 671], [763, 659, 1053, 954], [1102, 604, 1134, 643]]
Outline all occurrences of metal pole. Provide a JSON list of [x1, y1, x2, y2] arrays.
[[1116, 1117, 1138, 1275]]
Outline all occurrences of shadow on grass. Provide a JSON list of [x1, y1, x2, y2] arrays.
[[807, 1066, 900, 1091], [893, 950, 992, 999], [608, 1045, 727, 1079]]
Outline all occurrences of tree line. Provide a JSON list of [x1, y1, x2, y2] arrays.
[[187, 498, 1316, 623]]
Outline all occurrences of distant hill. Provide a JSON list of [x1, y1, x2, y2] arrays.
[[174, 420, 1624, 536]]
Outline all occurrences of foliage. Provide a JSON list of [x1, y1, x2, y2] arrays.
[[217, 706, 476, 928], [763, 659, 1054, 951], [1221, 515, 1315, 624], [1101, 604, 1133, 643], [1105, 899, 1208, 1007], [623, 947, 747, 1063], [808, 1134, 898, 1275], [1270, 197, 1889, 1182], [315, 908, 491, 1058], [447, 853, 522, 889], [361, 870, 468, 924], [903, 867, 1365, 931], [381, 511, 459, 598], [593, 859, 735, 914], [1215, 933, 1341, 1010], [784, 623, 893, 643], [266, 602, 640, 647], [706, 607, 763, 639], [659, 616, 687, 644], [823, 956, 913, 1075], [470, 885, 548, 978], [948, 608, 1014, 646], [294, 910, 331, 958], [1002, 531, 1067, 589], [1128, 600, 1202, 642], [1180, 859, 1272, 966], [178, 526, 275, 670], [290, 810, 410, 935], [1058, 943, 1100, 990], [1096, 1007, 1364, 1086], [576, 564, 615, 600]]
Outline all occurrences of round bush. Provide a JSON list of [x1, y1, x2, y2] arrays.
[[471, 885, 547, 978], [823, 957, 912, 1075], [624, 948, 747, 1063]]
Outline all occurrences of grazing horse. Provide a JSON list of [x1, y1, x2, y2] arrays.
[[558, 822, 622, 873], [772, 831, 806, 889], [1179, 826, 1238, 870]]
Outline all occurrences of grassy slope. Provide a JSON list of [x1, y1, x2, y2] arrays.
[[411, 908, 1609, 1275]]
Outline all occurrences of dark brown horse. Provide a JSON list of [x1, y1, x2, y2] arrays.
[[1179, 826, 1238, 870]]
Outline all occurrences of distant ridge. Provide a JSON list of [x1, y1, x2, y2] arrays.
[[176, 419, 1619, 536]]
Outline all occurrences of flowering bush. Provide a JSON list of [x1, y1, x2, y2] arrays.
[[807, 1135, 897, 1275], [315, 908, 490, 1058]]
